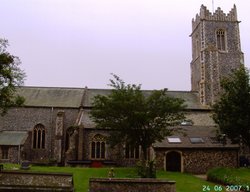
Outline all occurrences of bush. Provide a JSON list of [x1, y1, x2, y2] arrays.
[[136, 160, 156, 178]]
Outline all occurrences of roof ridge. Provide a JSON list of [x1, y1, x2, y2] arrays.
[[18, 86, 195, 93], [18, 86, 86, 90]]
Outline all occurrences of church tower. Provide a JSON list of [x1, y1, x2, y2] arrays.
[[190, 5, 244, 105]]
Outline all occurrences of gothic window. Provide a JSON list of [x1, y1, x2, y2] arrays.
[[90, 134, 106, 159], [1, 146, 9, 159], [216, 29, 226, 51], [65, 129, 71, 152], [65, 132, 69, 152], [125, 144, 140, 159], [33, 124, 45, 149]]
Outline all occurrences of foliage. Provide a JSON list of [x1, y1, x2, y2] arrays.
[[207, 167, 250, 191], [0, 39, 25, 115], [136, 160, 156, 178], [91, 74, 186, 160], [212, 65, 250, 148]]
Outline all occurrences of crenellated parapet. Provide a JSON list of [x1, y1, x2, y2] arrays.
[[190, 4, 243, 106], [192, 4, 238, 31]]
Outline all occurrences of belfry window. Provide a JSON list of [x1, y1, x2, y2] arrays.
[[33, 124, 45, 149], [91, 134, 106, 159], [216, 29, 226, 51]]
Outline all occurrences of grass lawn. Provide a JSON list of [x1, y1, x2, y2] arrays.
[[3, 164, 230, 192], [207, 167, 250, 191], [157, 171, 227, 192]]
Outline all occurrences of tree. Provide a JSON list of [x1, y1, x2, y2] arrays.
[[212, 65, 250, 149], [0, 39, 25, 115], [90, 74, 186, 160]]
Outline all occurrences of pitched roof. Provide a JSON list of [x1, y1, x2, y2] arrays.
[[153, 126, 239, 149], [83, 89, 207, 110], [16, 86, 85, 108], [0, 131, 28, 146], [16, 86, 208, 110]]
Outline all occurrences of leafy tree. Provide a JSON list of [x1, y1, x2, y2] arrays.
[[212, 65, 250, 148], [0, 39, 25, 115], [90, 74, 186, 160]]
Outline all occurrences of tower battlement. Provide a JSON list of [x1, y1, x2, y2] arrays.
[[192, 5, 238, 30], [190, 4, 243, 105]]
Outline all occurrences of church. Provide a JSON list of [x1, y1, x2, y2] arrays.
[[0, 5, 246, 174]]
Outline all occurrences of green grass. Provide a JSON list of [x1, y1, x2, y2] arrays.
[[157, 171, 227, 192], [29, 166, 138, 191], [3, 164, 241, 192], [207, 167, 250, 191]]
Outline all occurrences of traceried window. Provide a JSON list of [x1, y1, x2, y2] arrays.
[[1, 146, 9, 159], [65, 131, 70, 152], [65, 128, 72, 152], [125, 144, 140, 159], [91, 134, 106, 159], [33, 124, 45, 149], [216, 29, 226, 51]]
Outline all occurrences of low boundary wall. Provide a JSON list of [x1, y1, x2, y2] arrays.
[[0, 171, 74, 192], [89, 178, 176, 192]]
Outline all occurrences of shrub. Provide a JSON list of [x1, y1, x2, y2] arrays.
[[136, 160, 156, 178]]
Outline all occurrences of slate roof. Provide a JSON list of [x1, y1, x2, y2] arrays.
[[16, 86, 208, 110], [16, 86, 85, 108], [153, 126, 239, 149], [0, 131, 28, 146]]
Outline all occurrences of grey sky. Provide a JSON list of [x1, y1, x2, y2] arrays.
[[1, 0, 250, 90]]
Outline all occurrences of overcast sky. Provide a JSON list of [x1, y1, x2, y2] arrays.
[[1, 0, 250, 91]]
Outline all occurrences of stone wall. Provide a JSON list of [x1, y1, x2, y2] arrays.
[[0, 171, 74, 191], [185, 111, 215, 126], [89, 178, 176, 192], [183, 149, 238, 174], [155, 148, 238, 174], [0, 146, 19, 163], [0, 107, 78, 163]]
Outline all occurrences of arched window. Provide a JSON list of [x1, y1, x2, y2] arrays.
[[90, 134, 106, 159], [1, 146, 9, 159], [65, 129, 71, 152], [216, 29, 226, 51], [125, 144, 140, 159], [33, 124, 45, 149]]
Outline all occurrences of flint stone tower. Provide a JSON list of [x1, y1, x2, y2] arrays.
[[190, 5, 244, 105]]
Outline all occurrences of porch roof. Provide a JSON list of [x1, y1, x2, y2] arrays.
[[153, 126, 239, 149], [0, 131, 28, 146]]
